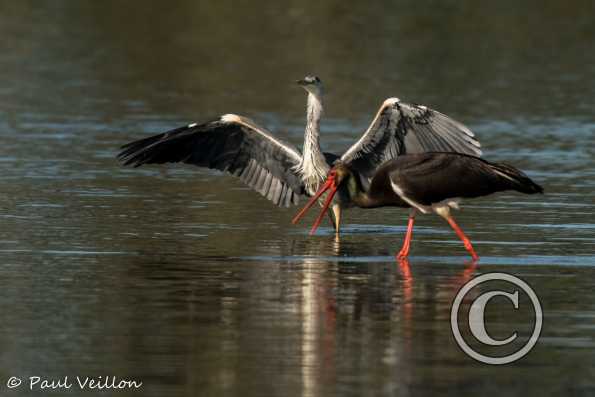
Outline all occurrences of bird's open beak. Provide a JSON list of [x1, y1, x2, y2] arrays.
[[292, 174, 338, 235]]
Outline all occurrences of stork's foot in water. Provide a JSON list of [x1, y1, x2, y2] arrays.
[[396, 250, 409, 260], [395, 212, 416, 260], [396, 237, 412, 259], [445, 216, 480, 261]]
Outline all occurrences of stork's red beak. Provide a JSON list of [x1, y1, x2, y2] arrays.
[[292, 172, 338, 235]]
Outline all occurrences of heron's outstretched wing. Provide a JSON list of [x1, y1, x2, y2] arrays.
[[340, 98, 482, 181], [118, 114, 305, 207]]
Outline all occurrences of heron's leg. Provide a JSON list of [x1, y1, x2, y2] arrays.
[[332, 204, 341, 236], [397, 209, 416, 259], [327, 211, 337, 231], [445, 216, 479, 261]]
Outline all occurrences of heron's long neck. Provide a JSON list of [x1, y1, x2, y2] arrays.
[[298, 93, 328, 193], [303, 93, 324, 164]]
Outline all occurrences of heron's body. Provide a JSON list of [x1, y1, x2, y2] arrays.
[[118, 76, 482, 234], [293, 152, 543, 260]]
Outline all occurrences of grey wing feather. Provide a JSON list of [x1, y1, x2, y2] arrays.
[[117, 115, 305, 207], [340, 99, 482, 181]]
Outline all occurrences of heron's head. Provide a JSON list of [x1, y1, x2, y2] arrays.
[[297, 75, 323, 97]]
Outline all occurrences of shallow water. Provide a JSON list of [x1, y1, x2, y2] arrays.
[[1, 1, 595, 396]]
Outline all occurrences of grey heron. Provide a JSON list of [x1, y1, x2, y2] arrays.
[[118, 75, 482, 234]]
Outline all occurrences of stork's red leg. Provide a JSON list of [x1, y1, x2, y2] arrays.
[[396, 212, 416, 259], [445, 216, 479, 261]]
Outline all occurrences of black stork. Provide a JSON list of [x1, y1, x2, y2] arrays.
[[117, 76, 481, 234], [292, 152, 543, 260]]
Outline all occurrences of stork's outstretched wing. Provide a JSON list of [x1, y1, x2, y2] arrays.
[[118, 114, 305, 207], [340, 98, 482, 181]]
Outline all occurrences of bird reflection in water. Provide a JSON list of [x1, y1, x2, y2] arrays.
[[295, 235, 480, 395], [298, 239, 339, 397], [397, 256, 478, 320]]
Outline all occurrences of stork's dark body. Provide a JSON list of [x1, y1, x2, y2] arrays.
[[353, 152, 543, 210]]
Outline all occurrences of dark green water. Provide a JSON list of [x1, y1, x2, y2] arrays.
[[1, 1, 594, 396]]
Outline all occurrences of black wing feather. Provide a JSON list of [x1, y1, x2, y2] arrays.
[[118, 118, 306, 207]]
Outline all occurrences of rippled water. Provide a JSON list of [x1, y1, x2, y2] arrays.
[[1, 2, 595, 396]]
